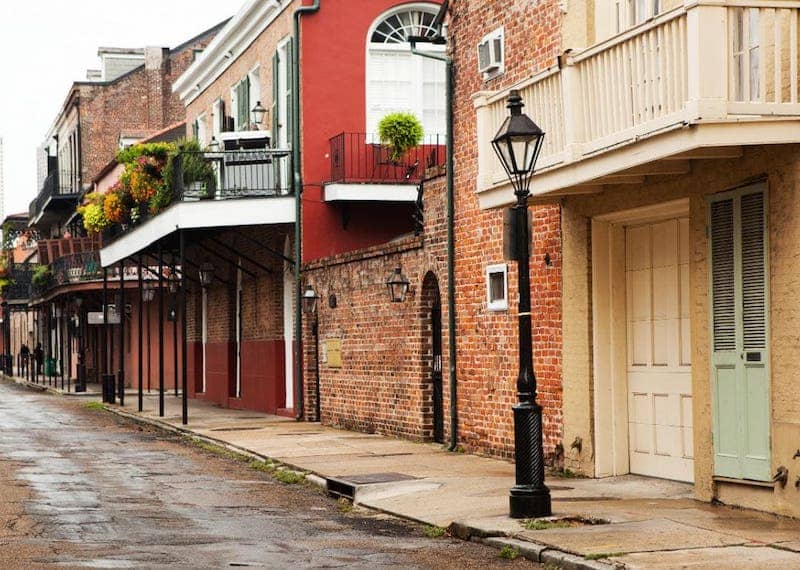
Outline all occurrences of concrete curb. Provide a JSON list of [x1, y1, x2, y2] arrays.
[[479, 537, 618, 569]]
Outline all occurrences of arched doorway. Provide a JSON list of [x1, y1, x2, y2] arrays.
[[421, 271, 443, 443]]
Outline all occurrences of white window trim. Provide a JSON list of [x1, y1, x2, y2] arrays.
[[478, 27, 505, 81], [196, 112, 208, 146], [486, 263, 509, 311], [211, 98, 223, 140]]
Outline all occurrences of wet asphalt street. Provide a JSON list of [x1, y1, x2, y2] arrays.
[[0, 381, 536, 569]]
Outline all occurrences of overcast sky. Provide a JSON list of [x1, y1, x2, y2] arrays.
[[0, 1, 236, 218]]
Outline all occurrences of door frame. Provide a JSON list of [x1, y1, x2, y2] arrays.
[[591, 198, 690, 478]]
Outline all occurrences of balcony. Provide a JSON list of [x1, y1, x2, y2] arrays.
[[475, 1, 800, 208], [28, 169, 82, 227], [100, 148, 295, 267], [4, 264, 33, 303], [325, 132, 446, 202], [37, 235, 102, 265]]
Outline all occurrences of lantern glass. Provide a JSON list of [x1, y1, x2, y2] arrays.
[[199, 262, 215, 288], [302, 284, 318, 314], [251, 101, 267, 128], [142, 283, 155, 303], [386, 267, 410, 303], [491, 90, 545, 197], [207, 137, 221, 152]]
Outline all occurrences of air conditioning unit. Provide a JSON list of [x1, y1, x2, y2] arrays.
[[478, 31, 504, 75]]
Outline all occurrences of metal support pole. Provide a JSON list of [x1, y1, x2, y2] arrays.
[[138, 255, 144, 412], [158, 241, 164, 417], [173, 261, 178, 398], [180, 231, 188, 425], [118, 260, 125, 407], [46, 304, 51, 386], [66, 308, 72, 393], [102, 268, 114, 403], [508, 187, 551, 519], [58, 302, 64, 390]]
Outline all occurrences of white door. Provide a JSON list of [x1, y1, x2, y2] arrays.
[[626, 218, 694, 482]]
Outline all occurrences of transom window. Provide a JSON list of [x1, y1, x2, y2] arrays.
[[366, 4, 446, 139], [370, 8, 439, 44]]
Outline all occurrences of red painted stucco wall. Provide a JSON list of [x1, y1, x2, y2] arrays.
[[299, 0, 442, 261]]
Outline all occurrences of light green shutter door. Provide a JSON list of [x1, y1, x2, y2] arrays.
[[237, 78, 250, 130], [709, 184, 770, 481]]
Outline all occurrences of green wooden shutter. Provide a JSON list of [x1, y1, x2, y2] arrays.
[[285, 38, 294, 149], [192, 119, 199, 140], [709, 184, 770, 481], [236, 78, 250, 130], [271, 50, 279, 146]]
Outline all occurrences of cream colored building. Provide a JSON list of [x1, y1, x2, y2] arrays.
[[474, 1, 800, 517]]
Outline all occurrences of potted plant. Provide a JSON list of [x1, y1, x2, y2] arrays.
[[377, 112, 424, 164], [32, 264, 52, 289], [78, 193, 110, 234]]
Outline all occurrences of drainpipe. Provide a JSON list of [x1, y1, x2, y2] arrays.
[[292, 0, 321, 420], [409, 35, 458, 451]]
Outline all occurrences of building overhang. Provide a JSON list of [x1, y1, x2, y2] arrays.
[[100, 197, 295, 267], [172, 0, 288, 105], [477, 119, 800, 210], [324, 183, 419, 203]]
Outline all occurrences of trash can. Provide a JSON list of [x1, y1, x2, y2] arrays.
[[45, 357, 56, 377]]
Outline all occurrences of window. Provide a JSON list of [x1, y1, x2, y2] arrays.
[[477, 27, 504, 80], [486, 264, 508, 311], [366, 4, 446, 138], [235, 77, 250, 131], [248, 67, 261, 126], [733, 8, 760, 102]]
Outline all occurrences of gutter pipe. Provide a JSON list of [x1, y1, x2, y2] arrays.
[[410, 30, 457, 452], [292, 0, 321, 420]]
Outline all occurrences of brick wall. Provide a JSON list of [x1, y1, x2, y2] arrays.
[[78, 26, 221, 187], [301, 172, 450, 435], [447, 0, 565, 460]]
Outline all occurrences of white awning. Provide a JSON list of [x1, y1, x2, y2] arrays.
[[100, 197, 295, 267]]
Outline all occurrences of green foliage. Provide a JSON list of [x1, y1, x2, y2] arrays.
[[78, 193, 110, 234], [162, 138, 216, 199], [31, 264, 52, 287], [116, 141, 173, 165], [273, 469, 305, 485], [337, 497, 354, 513], [0, 277, 13, 295], [499, 545, 519, 560], [83, 401, 106, 411], [377, 112, 424, 162], [524, 519, 573, 531], [423, 525, 446, 538], [248, 459, 276, 473]]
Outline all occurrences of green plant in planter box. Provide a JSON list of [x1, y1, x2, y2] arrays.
[[32, 264, 52, 288], [162, 138, 217, 200], [378, 112, 424, 163]]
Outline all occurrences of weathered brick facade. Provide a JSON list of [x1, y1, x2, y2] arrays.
[[296, 0, 568, 461], [446, 0, 564, 459], [75, 24, 223, 189]]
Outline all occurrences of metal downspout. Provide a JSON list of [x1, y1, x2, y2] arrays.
[[292, 0, 321, 420], [410, 42, 458, 451]]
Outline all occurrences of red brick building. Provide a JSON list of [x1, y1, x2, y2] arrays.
[[22, 23, 224, 392]]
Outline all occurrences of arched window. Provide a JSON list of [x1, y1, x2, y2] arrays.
[[366, 4, 446, 139]]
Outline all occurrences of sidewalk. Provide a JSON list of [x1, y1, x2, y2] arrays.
[[14, 376, 800, 569]]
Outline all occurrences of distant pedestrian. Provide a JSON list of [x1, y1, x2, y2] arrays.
[[20, 343, 30, 376], [34, 343, 43, 374]]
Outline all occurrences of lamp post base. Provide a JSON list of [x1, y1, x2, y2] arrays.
[[510, 485, 552, 519], [510, 400, 552, 518]]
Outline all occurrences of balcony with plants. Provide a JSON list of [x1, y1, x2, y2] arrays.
[[326, 113, 446, 201], [77, 140, 292, 240]]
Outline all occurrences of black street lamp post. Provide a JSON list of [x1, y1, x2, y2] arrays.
[[491, 89, 551, 519]]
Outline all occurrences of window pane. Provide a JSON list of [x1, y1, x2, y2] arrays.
[[489, 271, 505, 303]]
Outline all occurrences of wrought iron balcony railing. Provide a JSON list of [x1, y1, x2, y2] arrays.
[[328, 132, 446, 185], [172, 148, 293, 200], [28, 169, 82, 221], [5, 264, 33, 302]]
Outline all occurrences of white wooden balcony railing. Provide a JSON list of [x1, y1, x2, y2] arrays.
[[475, 1, 800, 198]]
